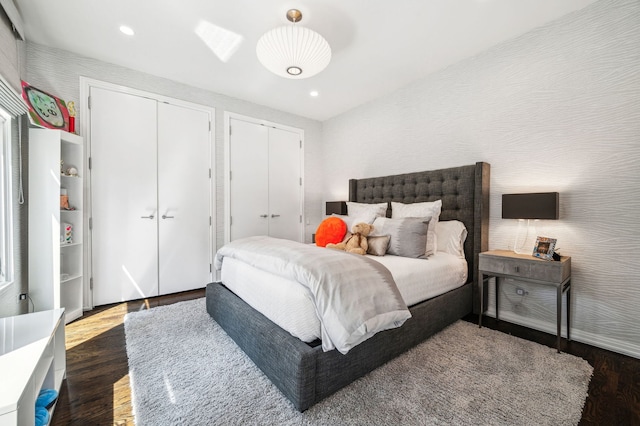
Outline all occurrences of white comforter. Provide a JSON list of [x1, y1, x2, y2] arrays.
[[214, 236, 411, 354]]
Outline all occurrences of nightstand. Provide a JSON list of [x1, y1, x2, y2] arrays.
[[478, 249, 571, 353]]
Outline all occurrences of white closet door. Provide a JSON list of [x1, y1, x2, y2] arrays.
[[157, 103, 211, 294], [268, 127, 302, 241], [229, 118, 269, 241], [90, 87, 159, 306]]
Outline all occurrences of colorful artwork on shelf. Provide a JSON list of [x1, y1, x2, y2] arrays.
[[62, 223, 73, 244], [21, 80, 70, 131]]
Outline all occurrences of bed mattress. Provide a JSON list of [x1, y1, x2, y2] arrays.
[[220, 251, 467, 343]]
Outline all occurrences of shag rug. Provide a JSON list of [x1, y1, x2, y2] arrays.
[[124, 298, 592, 425]]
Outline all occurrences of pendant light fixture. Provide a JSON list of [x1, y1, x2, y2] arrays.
[[256, 9, 331, 79]]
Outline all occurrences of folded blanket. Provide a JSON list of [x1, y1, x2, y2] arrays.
[[215, 236, 411, 354]]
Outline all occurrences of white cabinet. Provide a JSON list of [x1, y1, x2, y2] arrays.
[[89, 86, 213, 306], [29, 129, 84, 323], [228, 116, 303, 242], [0, 308, 66, 425]]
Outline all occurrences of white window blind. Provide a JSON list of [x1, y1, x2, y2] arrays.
[[0, 73, 27, 117]]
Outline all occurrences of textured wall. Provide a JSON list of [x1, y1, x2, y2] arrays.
[[24, 43, 324, 251], [322, 0, 640, 357]]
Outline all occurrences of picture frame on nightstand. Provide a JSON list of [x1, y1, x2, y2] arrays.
[[533, 236, 557, 260]]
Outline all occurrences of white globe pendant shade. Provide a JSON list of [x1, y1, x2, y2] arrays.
[[256, 25, 331, 79]]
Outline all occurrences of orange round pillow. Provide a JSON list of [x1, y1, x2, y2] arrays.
[[315, 217, 347, 247]]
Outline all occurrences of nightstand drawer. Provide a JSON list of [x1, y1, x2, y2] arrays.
[[479, 256, 545, 280], [478, 250, 570, 283]]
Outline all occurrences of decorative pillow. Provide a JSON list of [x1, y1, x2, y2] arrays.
[[371, 217, 431, 259], [315, 217, 347, 247], [367, 235, 390, 256], [436, 220, 468, 258], [391, 200, 442, 257], [346, 201, 388, 219], [331, 212, 378, 233]]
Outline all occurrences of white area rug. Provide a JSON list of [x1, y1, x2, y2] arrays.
[[124, 298, 592, 425]]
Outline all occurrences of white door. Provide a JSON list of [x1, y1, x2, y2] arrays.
[[229, 118, 269, 240], [228, 117, 302, 242], [268, 127, 302, 241], [90, 87, 159, 305], [157, 103, 212, 294]]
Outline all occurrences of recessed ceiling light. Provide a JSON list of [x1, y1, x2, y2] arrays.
[[120, 25, 135, 36], [310, 91, 319, 97]]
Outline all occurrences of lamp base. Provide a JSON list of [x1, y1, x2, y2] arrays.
[[511, 219, 537, 254]]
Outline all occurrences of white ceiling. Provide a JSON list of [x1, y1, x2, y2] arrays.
[[13, 0, 597, 121]]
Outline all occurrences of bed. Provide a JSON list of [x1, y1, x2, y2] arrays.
[[206, 161, 490, 411]]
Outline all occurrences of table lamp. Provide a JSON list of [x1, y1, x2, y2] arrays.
[[326, 201, 347, 216], [502, 192, 559, 253]]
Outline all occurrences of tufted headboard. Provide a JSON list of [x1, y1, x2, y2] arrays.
[[349, 162, 490, 312]]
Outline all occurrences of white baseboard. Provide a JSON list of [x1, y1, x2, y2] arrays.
[[484, 311, 640, 359]]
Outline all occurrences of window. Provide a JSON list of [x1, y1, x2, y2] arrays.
[[0, 107, 13, 289]]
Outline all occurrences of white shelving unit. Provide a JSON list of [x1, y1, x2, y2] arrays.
[[29, 129, 84, 323], [0, 309, 66, 425]]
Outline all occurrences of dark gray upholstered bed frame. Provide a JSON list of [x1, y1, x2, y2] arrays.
[[206, 162, 490, 411]]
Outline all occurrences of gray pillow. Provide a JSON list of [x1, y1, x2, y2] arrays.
[[367, 235, 390, 256], [371, 217, 431, 258]]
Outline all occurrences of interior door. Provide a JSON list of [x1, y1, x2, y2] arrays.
[[157, 103, 212, 294], [229, 118, 269, 241], [268, 127, 302, 241], [90, 87, 159, 306]]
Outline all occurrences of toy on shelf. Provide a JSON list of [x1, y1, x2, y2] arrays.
[[67, 101, 76, 134], [62, 223, 72, 244]]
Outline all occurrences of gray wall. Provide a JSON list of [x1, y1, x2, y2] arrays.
[[0, 6, 27, 318], [322, 0, 640, 357], [24, 43, 324, 252]]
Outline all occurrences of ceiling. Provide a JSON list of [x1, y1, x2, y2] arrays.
[[13, 0, 597, 121]]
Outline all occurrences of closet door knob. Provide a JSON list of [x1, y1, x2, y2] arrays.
[[259, 214, 268, 218], [271, 214, 281, 218], [162, 214, 175, 219], [141, 214, 155, 220]]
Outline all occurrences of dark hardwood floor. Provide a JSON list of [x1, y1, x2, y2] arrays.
[[52, 289, 206, 426], [52, 290, 640, 425]]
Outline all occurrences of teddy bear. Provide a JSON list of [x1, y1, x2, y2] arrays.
[[326, 222, 373, 255]]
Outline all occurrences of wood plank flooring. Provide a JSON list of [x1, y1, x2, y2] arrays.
[[52, 290, 640, 425], [52, 289, 205, 425]]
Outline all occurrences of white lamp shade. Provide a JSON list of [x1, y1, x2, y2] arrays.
[[256, 25, 331, 79]]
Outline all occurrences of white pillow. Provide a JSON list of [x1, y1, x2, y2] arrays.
[[331, 212, 377, 233], [346, 201, 388, 218], [436, 220, 468, 258], [391, 200, 442, 257]]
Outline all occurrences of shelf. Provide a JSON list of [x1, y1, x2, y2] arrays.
[[0, 309, 66, 424], [60, 242, 82, 248], [60, 130, 83, 145], [61, 274, 82, 284], [29, 128, 84, 325], [64, 307, 83, 323]]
